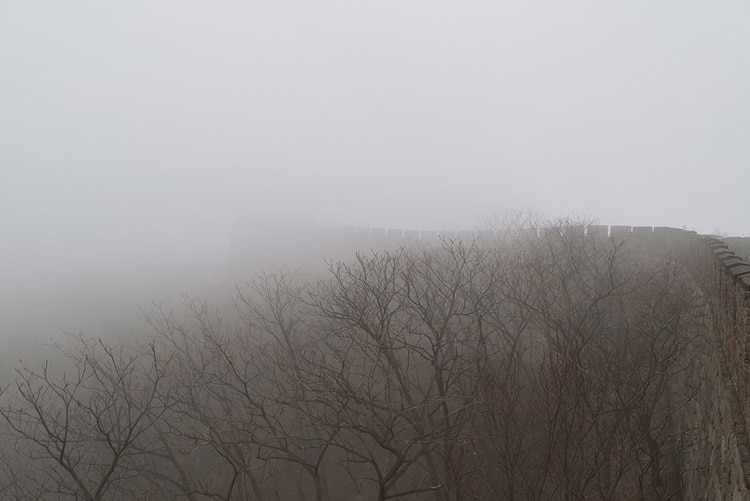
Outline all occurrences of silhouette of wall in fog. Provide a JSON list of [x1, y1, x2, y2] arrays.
[[228, 220, 476, 276], [229, 221, 750, 497], [228, 221, 687, 276], [668, 229, 750, 499]]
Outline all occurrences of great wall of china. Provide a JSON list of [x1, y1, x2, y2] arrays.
[[228, 221, 750, 498]]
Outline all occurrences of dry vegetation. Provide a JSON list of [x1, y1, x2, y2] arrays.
[[0, 218, 702, 500]]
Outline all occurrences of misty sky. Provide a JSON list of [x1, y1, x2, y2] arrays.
[[1, 1, 749, 338]]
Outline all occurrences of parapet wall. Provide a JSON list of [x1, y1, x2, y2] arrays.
[[313, 224, 688, 242], [690, 235, 750, 371], [229, 221, 750, 495], [230, 221, 749, 378], [688, 235, 750, 445], [229, 223, 701, 276]]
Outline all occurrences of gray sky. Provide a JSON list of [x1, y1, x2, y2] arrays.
[[1, 1, 749, 337]]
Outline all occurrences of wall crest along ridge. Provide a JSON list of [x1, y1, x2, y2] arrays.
[[229, 222, 750, 496]]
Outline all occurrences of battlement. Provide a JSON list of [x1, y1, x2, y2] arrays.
[[312, 224, 689, 241], [228, 220, 750, 498], [228, 222, 701, 275], [671, 230, 750, 497]]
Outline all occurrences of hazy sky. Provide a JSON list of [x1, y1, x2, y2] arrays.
[[1, 1, 749, 337]]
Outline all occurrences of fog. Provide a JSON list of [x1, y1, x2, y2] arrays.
[[1, 1, 749, 342]]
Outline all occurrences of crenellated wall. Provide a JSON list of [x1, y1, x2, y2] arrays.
[[546, 226, 750, 498], [689, 235, 750, 375], [228, 221, 750, 497], [679, 232, 750, 497]]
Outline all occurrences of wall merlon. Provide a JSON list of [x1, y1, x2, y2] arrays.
[[420, 230, 439, 241], [610, 225, 632, 240], [316, 225, 338, 236], [386, 228, 403, 239], [586, 225, 609, 238], [725, 258, 747, 267], [716, 250, 737, 260], [632, 226, 654, 236], [403, 229, 420, 240], [729, 265, 750, 278], [654, 226, 678, 235], [564, 225, 586, 237]]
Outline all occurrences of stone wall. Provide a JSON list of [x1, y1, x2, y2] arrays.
[[677, 232, 750, 495], [228, 222, 481, 276], [726, 237, 750, 263], [228, 222, 692, 275], [670, 317, 750, 500], [688, 235, 750, 415], [228, 221, 750, 497]]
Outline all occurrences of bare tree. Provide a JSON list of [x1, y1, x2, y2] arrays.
[[303, 238, 516, 500], [150, 277, 342, 501], [461, 217, 700, 500], [0, 215, 704, 500], [0, 336, 173, 500]]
